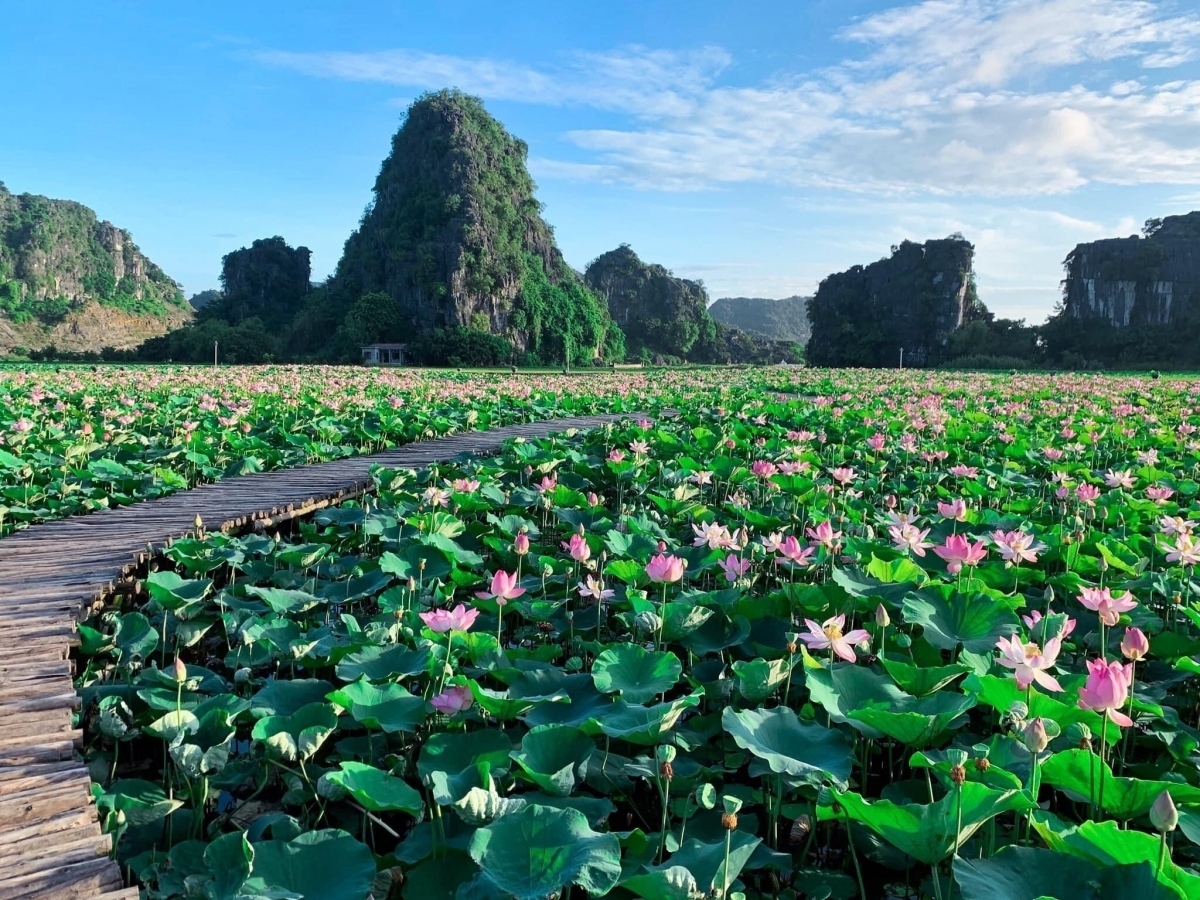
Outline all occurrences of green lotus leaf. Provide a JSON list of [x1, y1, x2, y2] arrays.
[[250, 701, 338, 761], [244, 585, 322, 616], [1040, 748, 1200, 820], [94, 778, 184, 827], [823, 784, 1035, 865], [204, 830, 254, 900], [468, 805, 622, 900], [963, 674, 1120, 742], [730, 656, 795, 702], [511, 724, 595, 796], [592, 693, 701, 745], [274, 543, 329, 570], [250, 829, 376, 900], [847, 691, 976, 748], [1031, 813, 1200, 900], [722, 706, 853, 786], [881, 657, 970, 696], [251, 679, 336, 719], [628, 831, 761, 898], [902, 590, 1019, 653], [335, 643, 432, 682], [146, 571, 213, 611], [592, 644, 682, 704], [806, 664, 909, 738], [954, 844, 1175, 900], [418, 729, 513, 804], [324, 761, 423, 815], [114, 611, 159, 663], [327, 679, 426, 733]]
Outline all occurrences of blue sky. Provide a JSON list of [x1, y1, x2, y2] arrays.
[[3, 1, 1200, 322]]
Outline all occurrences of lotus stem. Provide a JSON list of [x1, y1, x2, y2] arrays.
[[842, 805, 867, 900]]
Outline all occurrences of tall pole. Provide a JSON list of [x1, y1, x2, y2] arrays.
[[214, 341, 218, 368], [899, 347, 904, 370]]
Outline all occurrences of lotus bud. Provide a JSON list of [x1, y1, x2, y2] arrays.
[[1023, 717, 1050, 754], [588, 492, 600, 507], [172, 657, 188, 684], [523, 465, 533, 477], [194, 515, 203, 531], [1151, 790, 1179, 833], [513, 532, 530, 556], [1121, 626, 1149, 661], [875, 604, 890, 628], [657, 540, 667, 552], [542, 563, 553, 577], [894, 633, 912, 650]]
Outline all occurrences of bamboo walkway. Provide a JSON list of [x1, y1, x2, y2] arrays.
[[0, 413, 630, 899]]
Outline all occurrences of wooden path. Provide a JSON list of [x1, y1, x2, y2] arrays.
[[0, 413, 630, 899]]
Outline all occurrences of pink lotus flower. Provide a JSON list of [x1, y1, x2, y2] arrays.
[[991, 529, 1045, 565], [933, 534, 988, 574], [646, 554, 686, 583], [1159, 515, 1192, 537], [608, 449, 626, 463], [1104, 469, 1136, 490], [1075, 483, 1101, 506], [1078, 658, 1134, 727], [1077, 587, 1137, 626], [806, 520, 842, 548], [718, 554, 751, 584], [430, 685, 473, 715], [536, 476, 558, 494], [866, 433, 886, 451], [562, 533, 592, 563], [451, 478, 481, 493], [799, 615, 870, 663], [1147, 486, 1175, 504], [422, 486, 451, 508], [630, 440, 651, 456], [751, 459, 778, 479], [692, 521, 734, 550], [476, 570, 526, 606], [776, 535, 815, 567], [1163, 533, 1200, 567], [889, 523, 933, 557], [938, 499, 968, 522], [687, 470, 713, 485], [949, 464, 978, 477], [995, 634, 1063, 691], [1044, 447, 1064, 461], [420, 604, 480, 633], [578, 576, 614, 602], [1022, 609, 1076, 640], [760, 531, 784, 553], [1120, 627, 1149, 661], [830, 467, 856, 486]]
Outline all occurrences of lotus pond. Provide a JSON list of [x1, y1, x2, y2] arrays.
[[73, 372, 1200, 899], [0, 364, 749, 536]]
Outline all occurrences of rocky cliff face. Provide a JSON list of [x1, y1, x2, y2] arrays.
[[1062, 212, 1200, 327], [325, 90, 616, 362], [708, 295, 811, 345], [584, 244, 801, 363], [585, 245, 715, 360], [0, 181, 187, 351], [806, 237, 976, 367]]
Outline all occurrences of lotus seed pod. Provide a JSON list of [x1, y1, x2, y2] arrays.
[[1151, 790, 1179, 833]]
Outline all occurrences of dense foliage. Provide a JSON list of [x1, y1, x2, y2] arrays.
[[0, 365, 722, 536], [708, 296, 812, 347], [59, 368, 1200, 899], [0, 181, 183, 324]]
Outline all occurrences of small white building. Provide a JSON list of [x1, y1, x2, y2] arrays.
[[362, 343, 408, 366]]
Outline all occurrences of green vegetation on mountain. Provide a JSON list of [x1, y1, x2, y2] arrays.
[[286, 89, 621, 364], [0, 181, 183, 335], [708, 295, 811, 345]]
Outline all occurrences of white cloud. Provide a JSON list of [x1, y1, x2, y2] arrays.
[[259, 1, 1200, 197]]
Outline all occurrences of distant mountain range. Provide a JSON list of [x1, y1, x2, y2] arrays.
[[708, 295, 811, 345]]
